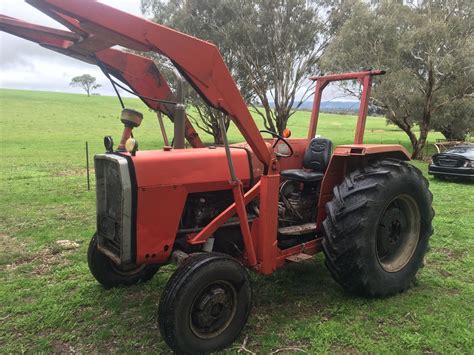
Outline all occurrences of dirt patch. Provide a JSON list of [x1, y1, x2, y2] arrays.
[[52, 340, 77, 353], [370, 129, 386, 133], [0, 234, 28, 260], [230, 334, 308, 354], [51, 168, 93, 177], [447, 288, 461, 295], [330, 344, 358, 354], [4, 239, 81, 276], [439, 270, 452, 278], [438, 248, 467, 260]]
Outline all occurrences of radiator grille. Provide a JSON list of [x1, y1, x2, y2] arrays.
[[94, 155, 132, 263], [434, 156, 463, 167], [97, 159, 123, 250]]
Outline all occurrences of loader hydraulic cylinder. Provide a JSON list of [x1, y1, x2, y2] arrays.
[[173, 70, 186, 149]]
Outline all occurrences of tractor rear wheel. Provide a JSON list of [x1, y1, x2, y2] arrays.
[[322, 159, 434, 297], [158, 253, 252, 354], [87, 234, 160, 288]]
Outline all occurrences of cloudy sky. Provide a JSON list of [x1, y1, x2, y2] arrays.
[[0, 0, 350, 101], [0, 0, 142, 96]]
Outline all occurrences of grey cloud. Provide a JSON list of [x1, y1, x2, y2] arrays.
[[0, 1, 353, 102], [0, 0, 141, 95]]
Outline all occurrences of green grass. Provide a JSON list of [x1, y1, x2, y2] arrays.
[[0, 88, 473, 353]]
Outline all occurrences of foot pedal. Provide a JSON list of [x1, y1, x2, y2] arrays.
[[285, 253, 313, 263]]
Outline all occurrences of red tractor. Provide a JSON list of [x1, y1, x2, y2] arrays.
[[2, 1, 434, 353]]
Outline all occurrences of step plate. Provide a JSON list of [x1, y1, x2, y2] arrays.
[[285, 253, 313, 263], [278, 223, 317, 236]]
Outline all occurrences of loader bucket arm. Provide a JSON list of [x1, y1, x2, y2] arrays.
[[0, 14, 204, 148], [25, 0, 272, 166]]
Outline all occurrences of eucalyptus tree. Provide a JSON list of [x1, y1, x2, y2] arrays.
[[321, 0, 473, 158], [142, 0, 341, 137]]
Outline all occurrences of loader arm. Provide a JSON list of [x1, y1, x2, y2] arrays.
[[25, 0, 272, 166], [0, 14, 204, 148]]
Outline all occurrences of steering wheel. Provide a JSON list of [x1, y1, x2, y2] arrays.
[[259, 129, 294, 158]]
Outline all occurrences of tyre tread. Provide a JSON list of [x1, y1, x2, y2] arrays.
[[322, 159, 434, 297]]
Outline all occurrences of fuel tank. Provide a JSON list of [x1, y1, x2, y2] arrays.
[[132, 146, 263, 191]]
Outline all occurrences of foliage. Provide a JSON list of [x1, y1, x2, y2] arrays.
[[141, 0, 338, 135], [321, 0, 474, 158], [1, 89, 473, 353], [69, 74, 101, 97], [432, 98, 473, 141]]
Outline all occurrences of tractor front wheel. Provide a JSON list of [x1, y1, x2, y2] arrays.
[[323, 159, 434, 297], [87, 234, 160, 288], [158, 253, 252, 353]]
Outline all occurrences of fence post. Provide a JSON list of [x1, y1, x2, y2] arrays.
[[86, 141, 90, 191]]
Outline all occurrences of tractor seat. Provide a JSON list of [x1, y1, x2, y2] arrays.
[[281, 138, 333, 183]]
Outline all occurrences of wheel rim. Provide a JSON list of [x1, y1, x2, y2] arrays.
[[376, 194, 421, 273], [189, 280, 237, 339]]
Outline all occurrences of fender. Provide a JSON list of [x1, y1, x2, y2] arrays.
[[316, 144, 411, 229]]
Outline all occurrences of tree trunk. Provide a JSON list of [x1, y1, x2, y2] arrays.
[[276, 114, 288, 135], [260, 97, 277, 133], [275, 106, 291, 135], [411, 142, 424, 160], [411, 116, 430, 160], [212, 122, 223, 144], [411, 61, 434, 160]]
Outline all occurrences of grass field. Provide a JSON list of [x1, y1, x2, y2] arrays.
[[0, 88, 473, 353]]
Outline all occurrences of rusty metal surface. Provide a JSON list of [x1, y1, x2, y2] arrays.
[[285, 253, 313, 263], [278, 223, 317, 236], [334, 144, 411, 160]]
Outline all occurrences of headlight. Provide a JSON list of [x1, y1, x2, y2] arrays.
[[104, 136, 114, 153], [429, 158, 434, 165], [463, 161, 472, 168]]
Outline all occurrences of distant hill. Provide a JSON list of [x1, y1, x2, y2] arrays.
[[269, 100, 360, 113]]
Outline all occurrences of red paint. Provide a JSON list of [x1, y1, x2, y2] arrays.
[[232, 181, 257, 266], [136, 185, 187, 264], [308, 70, 385, 142]]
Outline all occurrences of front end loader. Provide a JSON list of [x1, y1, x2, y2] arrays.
[[1, 1, 434, 353]]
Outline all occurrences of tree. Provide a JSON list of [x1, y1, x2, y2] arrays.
[[191, 104, 230, 144], [141, 0, 340, 135], [321, 0, 473, 159], [432, 99, 473, 141], [144, 54, 231, 144], [70, 74, 101, 97]]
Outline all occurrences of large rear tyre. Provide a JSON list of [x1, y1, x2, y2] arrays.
[[159, 253, 252, 354], [323, 159, 434, 297], [87, 234, 160, 288]]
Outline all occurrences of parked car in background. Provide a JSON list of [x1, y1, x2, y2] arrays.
[[429, 144, 474, 180]]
